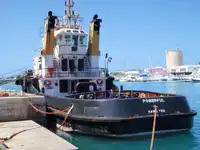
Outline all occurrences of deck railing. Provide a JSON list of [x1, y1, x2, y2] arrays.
[[57, 16, 83, 29], [34, 68, 107, 78], [65, 90, 176, 100], [43, 16, 84, 30]]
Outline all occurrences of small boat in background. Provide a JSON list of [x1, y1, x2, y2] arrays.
[[190, 72, 200, 82], [191, 77, 200, 82]]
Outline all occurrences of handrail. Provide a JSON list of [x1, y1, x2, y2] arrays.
[[65, 90, 177, 100], [34, 67, 106, 72], [43, 16, 84, 30], [33, 67, 107, 78]]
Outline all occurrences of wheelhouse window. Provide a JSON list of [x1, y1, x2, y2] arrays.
[[65, 35, 71, 45], [72, 35, 78, 51], [80, 36, 87, 45]]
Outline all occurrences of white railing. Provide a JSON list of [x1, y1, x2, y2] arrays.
[[34, 68, 107, 78], [58, 16, 83, 29], [44, 16, 83, 30]]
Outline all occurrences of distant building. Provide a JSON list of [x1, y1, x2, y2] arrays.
[[166, 49, 183, 69], [169, 65, 200, 75], [124, 70, 140, 75], [145, 67, 166, 73]]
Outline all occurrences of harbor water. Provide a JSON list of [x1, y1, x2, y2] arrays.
[[2, 81, 200, 150]]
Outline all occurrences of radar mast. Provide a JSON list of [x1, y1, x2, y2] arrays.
[[64, 0, 81, 29]]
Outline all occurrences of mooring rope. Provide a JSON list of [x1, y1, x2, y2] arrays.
[[0, 126, 41, 142], [29, 101, 71, 115], [28, 97, 74, 130], [57, 105, 74, 130], [150, 105, 158, 150], [0, 99, 73, 142]]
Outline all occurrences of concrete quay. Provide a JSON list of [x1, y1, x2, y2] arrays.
[[0, 120, 78, 150], [0, 93, 46, 125], [0, 92, 78, 150]]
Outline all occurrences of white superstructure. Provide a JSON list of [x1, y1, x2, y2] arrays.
[[33, 0, 108, 97]]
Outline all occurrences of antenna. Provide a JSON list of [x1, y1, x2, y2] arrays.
[[65, 0, 74, 18], [149, 56, 152, 68], [64, 0, 80, 28]]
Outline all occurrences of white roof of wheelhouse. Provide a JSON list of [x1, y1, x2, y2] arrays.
[[54, 29, 87, 37]]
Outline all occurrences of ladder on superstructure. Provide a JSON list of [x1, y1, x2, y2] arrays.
[[84, 54, 91, 71]]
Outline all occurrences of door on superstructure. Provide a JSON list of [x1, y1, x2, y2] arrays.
[[78, 59, 84, 71], [59, 80, 68, 93], [69, 59, 75, 71], [61, 59, 68, 71]]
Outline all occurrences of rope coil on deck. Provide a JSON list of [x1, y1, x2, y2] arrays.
[[150, 105, 158, 150]]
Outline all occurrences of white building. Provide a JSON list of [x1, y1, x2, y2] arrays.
[[169, 65, 200, 74], [124, 70, 140, 75]]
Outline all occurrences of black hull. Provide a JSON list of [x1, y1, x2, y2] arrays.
[[56, 111, 196, 137], [46, 93, 197, 137]]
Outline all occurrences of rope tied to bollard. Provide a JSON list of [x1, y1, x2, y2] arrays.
[[150, 105, 158, 150]]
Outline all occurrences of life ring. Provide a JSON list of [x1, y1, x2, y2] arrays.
[[96, 79, 103, 86], [44, 80, 52, 88]]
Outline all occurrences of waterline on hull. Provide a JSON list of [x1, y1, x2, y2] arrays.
[[56, 124, 189, 138]]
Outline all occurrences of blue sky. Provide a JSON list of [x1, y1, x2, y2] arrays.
[[1, 0, 200, 74]]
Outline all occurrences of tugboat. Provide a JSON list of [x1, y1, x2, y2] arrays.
[[16, 0, 197, 137]]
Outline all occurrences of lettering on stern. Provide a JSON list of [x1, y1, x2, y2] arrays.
[[148, 109, 166, 114], [142, 98, 165, 104]]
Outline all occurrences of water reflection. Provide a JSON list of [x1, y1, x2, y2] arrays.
[[62, 130, 198, 150], [0, 81, 21, 91]]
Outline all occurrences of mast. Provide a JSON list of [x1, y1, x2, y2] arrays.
[[64, 0, 80, 29]]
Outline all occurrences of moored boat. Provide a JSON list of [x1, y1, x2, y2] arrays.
[[46, 90, 196, 137], [15, 0, 197, 137], [191, 78, 200, 82]]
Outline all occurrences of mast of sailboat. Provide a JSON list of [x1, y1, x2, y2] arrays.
[[149, 56, 153, 68]]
